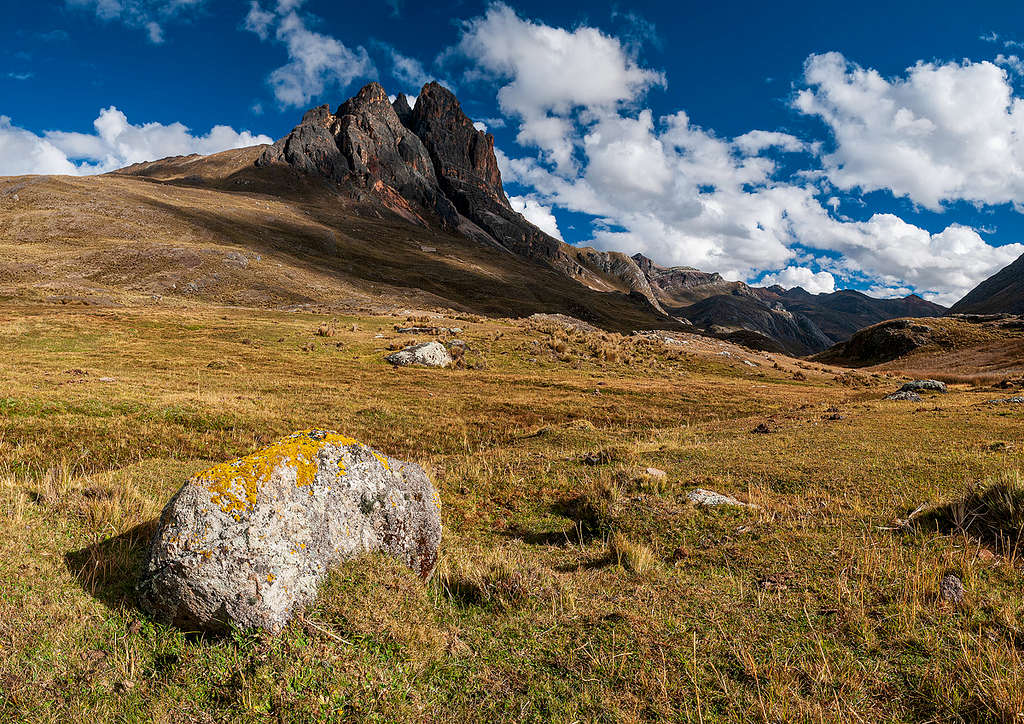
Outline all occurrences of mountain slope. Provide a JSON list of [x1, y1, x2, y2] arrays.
[[0, 155, 676, 333], [949, 253, 1024, 314]]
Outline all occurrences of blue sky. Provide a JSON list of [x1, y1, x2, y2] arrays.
[[5, 1, 1024, 304]]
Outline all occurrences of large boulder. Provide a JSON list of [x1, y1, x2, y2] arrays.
[[385, 341, 453, 368], [138, 429, 442, 633], [898, 379, 947, 393]]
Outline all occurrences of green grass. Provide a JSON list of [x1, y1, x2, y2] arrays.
[[1, 303, 1023, 721]]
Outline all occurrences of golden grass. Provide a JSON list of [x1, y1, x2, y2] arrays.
[[0, 301, 1023, 721]]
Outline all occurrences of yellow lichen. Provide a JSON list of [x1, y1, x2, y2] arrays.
[[196, 429, 362, 514]]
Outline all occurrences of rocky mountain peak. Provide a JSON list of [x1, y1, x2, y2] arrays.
[[408, 81, 509, 210], [392, 93, 414, 126]]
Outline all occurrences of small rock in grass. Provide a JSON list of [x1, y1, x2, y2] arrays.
[[899, 379, 947, 393], [385, 341, 453, 368], [939, 573, 965, 604], [687, 488, 748, 507], [645, 467, 667, 479], [751, 422, 774, 434], [138, 429, 442, 633], [885, 390, 922, 402], [987, 396, 1024, 404]]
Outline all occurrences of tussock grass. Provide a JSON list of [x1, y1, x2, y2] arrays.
[[609, 531, 657, 574], [915, 470, 1024, 553]]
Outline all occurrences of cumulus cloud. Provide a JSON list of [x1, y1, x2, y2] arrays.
[[758, 266, 836, 294], [460, 7, 1023, 303], [66, 0, 205, 43], [457, 3, 664, 174], [0, 108, 271, 176], [509, 196, 562, 239], [795, 52, 1024, 210], [244, 1, 373, 108]]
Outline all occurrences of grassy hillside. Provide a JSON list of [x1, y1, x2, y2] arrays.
[[0, 155, 671, 334], [1, 300, 1023, 721], [815, 315, 1024, 384]]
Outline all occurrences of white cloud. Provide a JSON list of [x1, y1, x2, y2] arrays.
[[733, 130, 807, 155], [244, 3, 373, 108], [995, 53, 1024, 76], [758, 266, 836, 294], [0, 108, 272, 176], [461, 10, 1023, 304], [509, 195, 562, 239], [457, 2, 664, 174], [389, 48, 431, 90], [66, 0, 205, 43], [795, 52, 1024, 210]]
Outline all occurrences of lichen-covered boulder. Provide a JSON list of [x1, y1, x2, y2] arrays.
[[898, 379, 947, 393], [885, 390, 922, 402], [385, 341, 452, 368], [138, 429, 442, 633]]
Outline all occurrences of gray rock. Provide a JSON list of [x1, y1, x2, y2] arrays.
[[988, 396, 1024, 404], [385, 341, 453, 368], [138, 429, 442, 632], [885, 390, 922, 402], [939, 573, 965, 604], [687, 488, 748, 507], [645, 467, 667, 479], [899, 379, 947, 393]]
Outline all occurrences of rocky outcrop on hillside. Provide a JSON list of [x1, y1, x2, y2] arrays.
[[258, 81, 615, 288]]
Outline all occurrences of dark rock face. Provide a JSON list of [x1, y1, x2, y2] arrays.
[[951, 252, 1024, 315], [258, 82, 457, 227]]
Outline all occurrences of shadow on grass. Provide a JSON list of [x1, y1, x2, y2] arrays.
[[64, 520, 157, 613], [913, 476, 1024, 555]]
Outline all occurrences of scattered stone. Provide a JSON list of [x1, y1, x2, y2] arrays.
[[580, 450, 615, 466], [449, 327, 463, 334], [939, 573, 965, 605], [447, 339, 466, 348], [987, 396, 1024, 404], [420, 245, 436, 252], [395, 326, 439, 334], [645, 467, 667, 479], [899, 379, 947, 393], [98, 377, 117, 383], [687, 488, 748, 507], [751, 422, 774, 434], [138, 429, 442, 632], [385, 341, 453, 368], [885, 391, 922, 402], [823, 413, 844, 421]]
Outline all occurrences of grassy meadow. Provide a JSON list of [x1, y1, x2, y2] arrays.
[[1, 301, 1023, 722]]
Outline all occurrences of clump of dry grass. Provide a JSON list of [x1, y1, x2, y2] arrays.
[[313, 321, 336, 337], [609, 531, 657, 574], [564, 475, 623, 535], [915, 470, 1024, 553], [432, 546, 559, 610]]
